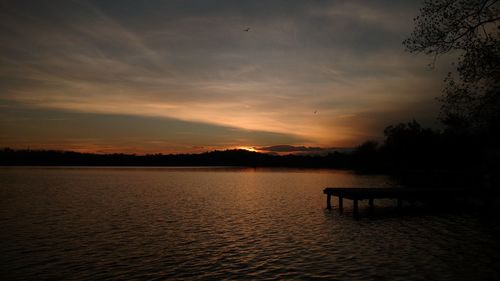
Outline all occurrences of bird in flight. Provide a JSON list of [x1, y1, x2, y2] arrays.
[[244, 27, 250, 32]]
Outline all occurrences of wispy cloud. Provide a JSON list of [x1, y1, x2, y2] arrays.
[[257, 145, 351, 155], [0, 0, 447, 151]]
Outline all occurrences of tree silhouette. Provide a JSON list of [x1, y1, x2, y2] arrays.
[[382, 120, 441, 168], [404, 0, 500, 141]]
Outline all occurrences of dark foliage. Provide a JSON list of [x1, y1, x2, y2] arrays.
[[2, 120, 499, 188], [400, 0, 500, 188], [404, 0, 500, 144], [0, 148, 347, 168]]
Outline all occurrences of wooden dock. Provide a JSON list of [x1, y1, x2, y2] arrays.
[[323, 187, 470, 217]]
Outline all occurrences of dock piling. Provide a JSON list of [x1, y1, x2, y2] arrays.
[[353, 199, 359, 217], [323, 187, 471, 218]]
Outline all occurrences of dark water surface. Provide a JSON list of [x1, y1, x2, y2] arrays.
[[1, 167, 499, 280]]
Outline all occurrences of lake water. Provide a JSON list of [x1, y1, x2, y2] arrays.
[[1, 167, 499, 280]]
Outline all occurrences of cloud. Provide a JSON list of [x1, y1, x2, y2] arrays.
[[258, 145, 324, 152], [0, 100, 306, 154], [0, 0, 447, 151], [257, 145, 351, 155]]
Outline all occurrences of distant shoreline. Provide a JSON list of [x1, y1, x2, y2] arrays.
[[1, 148, 496, 190], [0, 148, 355, 169]]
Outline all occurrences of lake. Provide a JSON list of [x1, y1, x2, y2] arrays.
[[1, 167, 499, 280]]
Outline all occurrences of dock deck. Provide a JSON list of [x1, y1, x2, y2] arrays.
[[323, 187, 469, 217]]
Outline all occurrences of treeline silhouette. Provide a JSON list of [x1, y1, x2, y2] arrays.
[[350, 120, 499, 188], [0, 120, 496, 172], [0, 147, 348, 168], [1, 120, 498, 188]]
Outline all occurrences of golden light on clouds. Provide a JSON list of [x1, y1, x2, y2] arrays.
[[0, 0, 447, 153], [236, 146, 258, 152]]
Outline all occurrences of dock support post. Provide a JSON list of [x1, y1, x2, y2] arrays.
[[339, 195, 343, 213], [369, 198, 374, 213], [353, 199, 359, 218], [326, 193, 332, 210]]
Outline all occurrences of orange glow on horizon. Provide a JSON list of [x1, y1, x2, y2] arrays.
[[235, 146, 258, 152]]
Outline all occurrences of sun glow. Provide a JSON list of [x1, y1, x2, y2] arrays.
[[236, 146, 258, 152]]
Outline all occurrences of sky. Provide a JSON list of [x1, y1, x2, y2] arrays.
[[0, 0, 454, 154]]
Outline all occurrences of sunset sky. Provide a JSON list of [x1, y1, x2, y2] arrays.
[[0, 0, 454, 154]]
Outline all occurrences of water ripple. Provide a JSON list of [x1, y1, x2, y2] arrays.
[[1, 167, 499, 280]]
